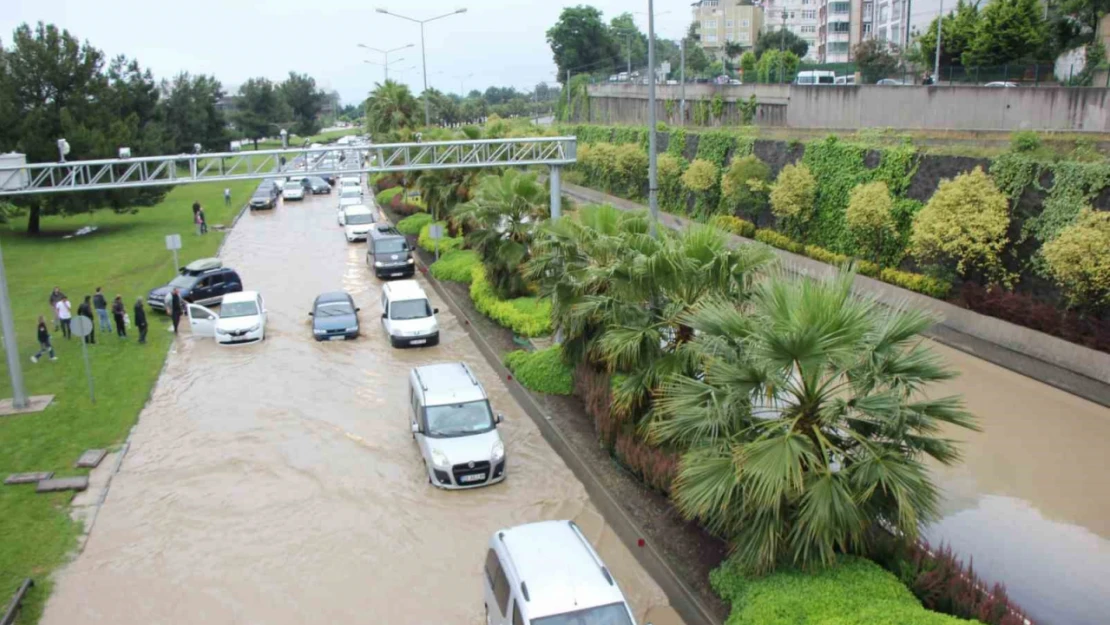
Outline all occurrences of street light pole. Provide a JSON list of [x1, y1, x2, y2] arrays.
[[647, 0, 659, 236], [363, 58, 407, 84], [358, 43, 414, 83], [933, 0, 943, 84], [376, 7, 468, 127]]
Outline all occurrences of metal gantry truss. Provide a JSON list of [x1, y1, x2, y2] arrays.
[[0, 136, 577, 196]]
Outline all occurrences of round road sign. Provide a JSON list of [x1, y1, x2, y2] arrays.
[[70, 315, 93, 338]]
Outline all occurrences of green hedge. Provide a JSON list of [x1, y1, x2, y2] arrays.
[[417, 222, 464, 254], [503, 347, 573, 395], [710, 555, 976, 625], [470, 267, 552, 337], [429, 249, 480, 283], [397, 213, 433, 235], [376, 186, 403, 207], [709, 214, 757, 238]]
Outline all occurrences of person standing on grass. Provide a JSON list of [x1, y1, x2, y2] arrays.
[[195, 208, 203, 235], [224, 188, 231, 207], [30, 316, 56, 363], [134, 297, 148, 344], [199, 207, 208, 234], [111, 295, 127, 338], [170, 288, 184, 334], [77, 295, 94, 344], [49, 286, 66, 330], [93, 287, 109, 332], [56, 295, 73, 339]]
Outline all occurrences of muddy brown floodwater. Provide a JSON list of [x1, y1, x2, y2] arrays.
[[39, 189, 684, 625], [926, 343, 1110, 625]]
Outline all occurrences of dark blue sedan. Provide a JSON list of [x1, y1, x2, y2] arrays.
[[310, 291, 360, 341]]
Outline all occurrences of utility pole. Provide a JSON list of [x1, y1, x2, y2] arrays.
[[933, 0, 943, 84], [647, 0, 660, 236], [627, 35, 633, 77], [680, 38, 686, 124], [0, 240, 27, 409], [566, 69, 572, 120], [780, 10, 787, 84]]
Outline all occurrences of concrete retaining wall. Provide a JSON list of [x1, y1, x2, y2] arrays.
[[586, 83, 1110, 132]]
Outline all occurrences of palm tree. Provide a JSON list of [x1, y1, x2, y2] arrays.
[[452, 169, 548, 299], [365, 80, 417, 137], [649, 269, 979, 573]]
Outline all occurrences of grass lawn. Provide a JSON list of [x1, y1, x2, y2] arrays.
[[249, 127, 362, 151], [0, 179, 257, 623]]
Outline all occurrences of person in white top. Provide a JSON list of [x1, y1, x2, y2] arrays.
[[55, 296, 72, 339]]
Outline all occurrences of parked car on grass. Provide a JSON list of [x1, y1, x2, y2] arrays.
[[147, 258, 242, 312]]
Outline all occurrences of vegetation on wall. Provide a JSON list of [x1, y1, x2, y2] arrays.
[[1042, 208, 1110, 310], [503, 347, 574, 395], [846, 181, 896, 263], [681, 159, 720, 215], [720, 155, 771, 220], [769, 162, 817, 232]]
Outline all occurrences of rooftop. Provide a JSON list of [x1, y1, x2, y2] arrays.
[[413, 362, 486, 407], [222, 290, 259, 304], [384, 280, 427, 301], [498, 520, 625, 620]]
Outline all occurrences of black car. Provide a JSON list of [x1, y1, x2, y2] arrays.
[[249, 181, 279, 210], [301, 176, 331, 194], [147, 258, 243, 313], [309, 291, 360, 340], [366, 225, 415, 279]]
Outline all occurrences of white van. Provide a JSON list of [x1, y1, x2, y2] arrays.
[[339, 176, 362, 195], [341, 205, 376, 242], [834, 74, 856, 85], [795, 70, 836, 85], [484, 520, 641, 625], [381, 280, 439, 347]]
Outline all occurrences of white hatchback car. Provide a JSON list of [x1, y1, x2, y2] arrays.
[[187, 290, 267, 345], [337, 196, 364, 225], [341, 205, 377, 242]]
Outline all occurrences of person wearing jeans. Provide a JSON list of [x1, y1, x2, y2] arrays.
[[30, 316, 56, 362], [112, 295, 127, 338], [49, 287, 66, 330], [134, 297, 148, 344], [93, 287, 110, 332], [55, 296, 72, 339]]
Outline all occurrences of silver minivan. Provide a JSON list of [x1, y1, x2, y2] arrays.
[[484, 520, 642, 625], [409, 362, 506, 489]]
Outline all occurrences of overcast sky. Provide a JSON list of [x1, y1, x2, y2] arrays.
[[3, 1, 692, 104]]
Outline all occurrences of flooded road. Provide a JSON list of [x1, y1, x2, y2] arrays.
[[39, 188, 683, 625], [927, 342, 1110, 625]]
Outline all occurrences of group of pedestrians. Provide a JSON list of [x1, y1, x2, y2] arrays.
[[36, 285, 150, 364]]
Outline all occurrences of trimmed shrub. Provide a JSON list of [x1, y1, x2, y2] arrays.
[[710, 555, 977, 625], [1041, 208, 1110, 310], [720, 154, 771, 219], [376, 186, 403, 207], [657, 152, 688, 214], [396, 212, 434, 235], [1010, 130, 1041, 153], [910, 167, 1011, 285], [958, 282, 1110, 352], [710, 214, 757, 238], [418, 222, 464, 254], [503, 347, 573, 395], [755, 228, 805, 255], [429, 249, 480, 283], [880, 267, 952, 299], [846, 181, 896, 262], [614, 432, 678, 494], [470, 267, 552, 337], [770, 162, 817, 225], [682, 158, 721, 215], [613, 143, 649, 198]]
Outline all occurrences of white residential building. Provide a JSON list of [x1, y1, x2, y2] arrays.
[[817, 0, 856, 62], [760, 0, 821, 61]]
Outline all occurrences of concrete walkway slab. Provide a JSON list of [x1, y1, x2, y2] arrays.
[[5, 472, 54, 485], [0, 395, 55, 417], [36, 477, 89, 493], [75, 449, 107, 469]]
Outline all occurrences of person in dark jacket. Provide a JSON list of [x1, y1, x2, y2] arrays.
[[170, 288, 184, 334], [93, 287, 110, 332], [134, 297, 148, 344], [111, 295, 127, 338], [49, 286, 66, 330], [30, 316, 56, 363], [77, 296, 95, 344]]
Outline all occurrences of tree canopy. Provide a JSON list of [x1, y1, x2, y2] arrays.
[[755, 29, 810, 59], [546, 5, 621, 78], [279, 72, 326, 136]]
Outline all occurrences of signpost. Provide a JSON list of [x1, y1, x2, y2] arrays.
[[69, 316, 95, 403], [165, 234, 182, 272], [428, 224, 444, 261]]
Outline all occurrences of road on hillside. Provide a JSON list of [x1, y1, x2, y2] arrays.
[[38, 186, 685, 625]]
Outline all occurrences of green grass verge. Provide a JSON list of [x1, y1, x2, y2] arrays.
[[376, 187, 403, 208], [503, 347, 573, 395], [710, 555, 976, 625], [470, 267, 552, 337], [429, 250, 480, 284], [417, 222, 464, 254], [247, 127, 362, 151], [0, 179, 257, 622], [396, 213, 434, 235]]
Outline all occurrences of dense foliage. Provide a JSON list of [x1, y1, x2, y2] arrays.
[[396, 212, 434, 235], [503, 347, 574, 395], [1042, 208, 1110, 309], [845, 181, 896, 262], [428, 249, 480, 283], [720, 155, 771, 219], [769, 163, 817, 224], [470, 267, 552, 337]]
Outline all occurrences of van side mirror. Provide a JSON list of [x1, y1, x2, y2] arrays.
[[381, 312, 387, 319], [308, 311, 314, 316], [433, 308, 439, 314], [410, 422, 420, 434], [496, 413, 504, 424], [356, 307, 361, 312]]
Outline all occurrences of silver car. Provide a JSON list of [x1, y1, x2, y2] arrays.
[[409, 363, 506, 489]]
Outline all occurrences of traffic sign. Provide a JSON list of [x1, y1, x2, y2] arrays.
[[165, 234, 182, 250], [70, 315, 93, 338]]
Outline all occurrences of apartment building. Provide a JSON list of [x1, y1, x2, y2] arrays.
[[869, 0, 911, 47], [691, 0, 765, 60], [816, 0, 864, 62], [760, 0, 821, 61]]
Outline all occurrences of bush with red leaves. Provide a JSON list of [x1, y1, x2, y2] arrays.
[[573, 362, 617, 447], [957, 283, 1110, 353]]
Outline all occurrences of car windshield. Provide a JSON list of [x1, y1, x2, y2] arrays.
[[532, 603, 634, 625], [221, 300, 259, 318], [315, 301, 353, 317], [390, 298, 431, 320], [375, 238, 409, 254], [168, 275, 198, 289], [308, 177, 327, 185], [341, 188, 360, 198], [341, 198, 362, 207], [346, 213, 375, 225], [424, 400, 494, 437]]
